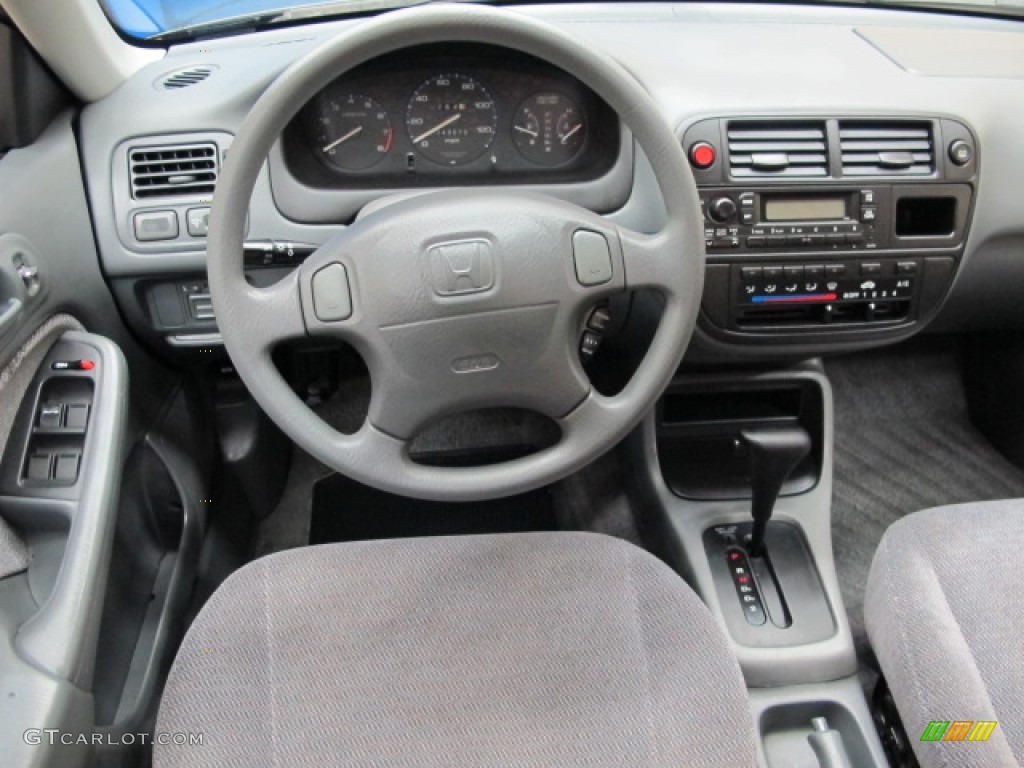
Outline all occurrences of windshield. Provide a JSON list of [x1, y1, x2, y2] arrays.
[[102, 0, 1024, 40]]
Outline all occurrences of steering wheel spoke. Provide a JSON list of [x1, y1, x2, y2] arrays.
[[218, 268, 307, 356], [618, 224, 695, 295]]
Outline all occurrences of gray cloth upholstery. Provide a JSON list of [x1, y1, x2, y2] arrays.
[[156, 532, 757, 767], [0, 516, 28, 580], [865, 501, 1024, 768]]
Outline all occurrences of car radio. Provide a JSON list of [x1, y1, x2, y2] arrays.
[[701, 187, 880, 253]]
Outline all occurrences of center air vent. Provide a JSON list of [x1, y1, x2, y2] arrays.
[[839, 121, 934, 176], [727, 121, 828, 178], [157, 66, 214, 90], [129, 143, 218, 199]]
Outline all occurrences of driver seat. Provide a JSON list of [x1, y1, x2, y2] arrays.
[[154, 532, 757, 767]]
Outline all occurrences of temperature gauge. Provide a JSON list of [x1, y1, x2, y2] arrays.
[[512, 92, 585, 167]]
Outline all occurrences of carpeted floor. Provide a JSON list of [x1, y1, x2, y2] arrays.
[[826, 337, 1024, 671], [253, 378, 639, 556]]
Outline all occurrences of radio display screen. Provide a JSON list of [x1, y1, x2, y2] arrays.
[[764, 197, 847, 222]]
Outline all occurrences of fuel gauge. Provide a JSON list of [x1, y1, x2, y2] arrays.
[[512, 92, 585, 167]]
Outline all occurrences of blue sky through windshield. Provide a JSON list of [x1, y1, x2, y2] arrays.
[[102, 0, 338, 37]]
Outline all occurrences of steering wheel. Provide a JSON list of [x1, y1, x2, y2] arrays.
[[206, 4, 704, 502]]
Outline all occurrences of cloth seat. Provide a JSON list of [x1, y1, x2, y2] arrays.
[[155, 531, 756, 767], [865, 501, 1024, 768]]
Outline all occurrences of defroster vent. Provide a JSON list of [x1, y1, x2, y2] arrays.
[[727, 121, 828, 178], [839, 120, 934, 176], [129, 143, 218, 199]]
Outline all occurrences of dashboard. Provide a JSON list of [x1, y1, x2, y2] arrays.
[[283, 46, 619, 188], [75, 3, 1024, 363]]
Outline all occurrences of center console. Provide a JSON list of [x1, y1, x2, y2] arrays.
[[683, 116, 977, 348], [628, 363, 890, 768]]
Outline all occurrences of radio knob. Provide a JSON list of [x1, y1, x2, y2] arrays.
[[708, 196, 738, 223]]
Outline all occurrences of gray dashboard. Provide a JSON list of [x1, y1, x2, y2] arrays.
[[77, 2, 1024, 359]]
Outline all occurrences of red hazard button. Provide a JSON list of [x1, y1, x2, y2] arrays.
[[689, 141, 716, 169]]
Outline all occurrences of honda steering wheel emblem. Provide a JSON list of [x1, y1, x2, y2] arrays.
[[428, 239, 495, 296]]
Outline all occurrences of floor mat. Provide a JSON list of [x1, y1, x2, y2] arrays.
[[827, 337, 1024, 667], [309, 472, 557, 544]]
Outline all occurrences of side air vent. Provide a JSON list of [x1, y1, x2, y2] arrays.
[[157, 66, 214, 90], [839, 120, 934, 176], [129, 143, 218, 199], [727, 121, 828, 178]]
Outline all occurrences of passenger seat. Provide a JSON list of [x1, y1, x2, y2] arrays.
[[865, 501, 1023, 768]]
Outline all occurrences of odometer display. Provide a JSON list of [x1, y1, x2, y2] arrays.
[[406, 74, 497, 166]]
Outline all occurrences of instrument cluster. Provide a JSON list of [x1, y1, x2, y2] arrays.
[[285, 46, 619, 188]]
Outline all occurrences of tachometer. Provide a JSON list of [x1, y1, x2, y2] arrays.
[[512, 92, 585, 167], [406, 74, 497, 166], [317, 94, 393, 171]]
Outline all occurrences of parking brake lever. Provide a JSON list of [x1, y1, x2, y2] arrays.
[[740, 425, 811, 557]]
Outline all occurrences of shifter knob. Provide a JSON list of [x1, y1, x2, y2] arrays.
[[741, 425, 812, 557]]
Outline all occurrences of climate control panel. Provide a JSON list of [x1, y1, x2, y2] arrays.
[[730, 258, 919, 328]]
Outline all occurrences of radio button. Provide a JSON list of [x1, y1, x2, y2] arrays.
[[826, 233, 845, 246], [896, 261, 918, 275], [807, 234, 826, 247], [764, 235, 786, 247], [860, 263, 882, 276], [762, 266, 784, 281], [825, 264, 846, 277], [708, 197, 738, 224], [805, 265, 824, 279], [746, 236, 766, 248], [846, 232, 865, 244], [783, 265, 804, 280]]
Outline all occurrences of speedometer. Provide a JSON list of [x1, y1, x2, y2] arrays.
[[406, 74, 497, 166]]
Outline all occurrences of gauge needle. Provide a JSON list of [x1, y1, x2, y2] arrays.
[[412, 113, 461, 145], [322, 126, 362, 153], [560, 123, 582, 144], [514, 125, 539, 138]]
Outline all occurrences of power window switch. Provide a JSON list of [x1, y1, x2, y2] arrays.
[[54, 454, 80, 483], [38, 404, 63, 429], [65, 404, 89, 431], [27, 454, 52, 480]]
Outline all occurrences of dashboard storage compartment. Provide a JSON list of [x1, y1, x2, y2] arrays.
[[656, 380, 823, 500]]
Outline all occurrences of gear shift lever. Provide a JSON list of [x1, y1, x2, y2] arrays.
[[740, 425, 812, 557]]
